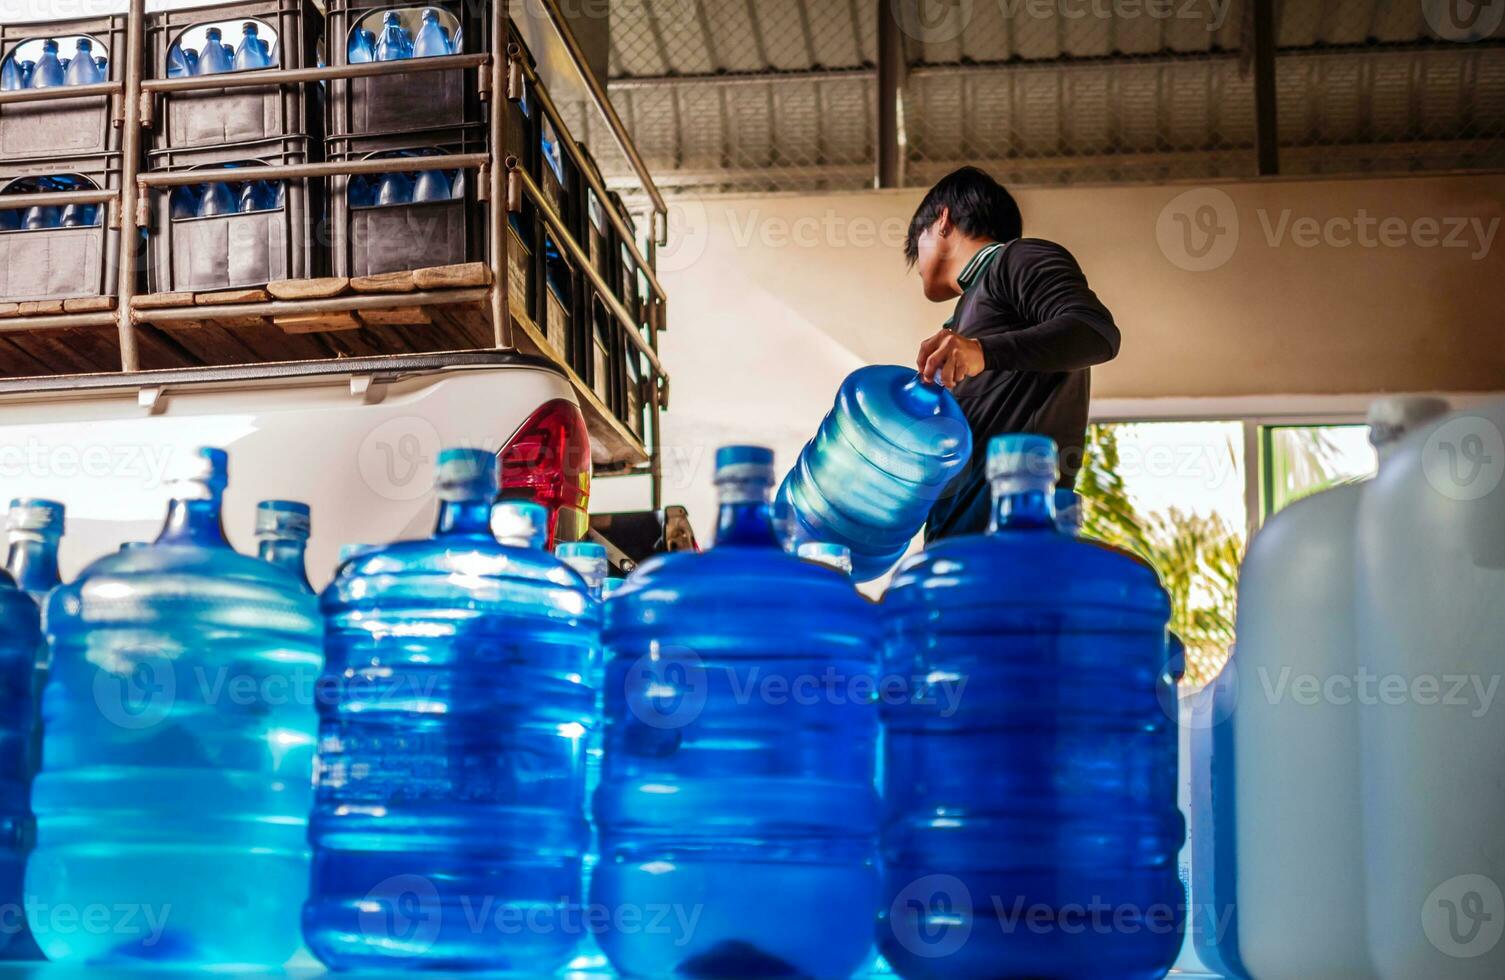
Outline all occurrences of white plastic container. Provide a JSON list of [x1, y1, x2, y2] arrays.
[[1357, 398, 1505, 978], [1196, 397, 1449, 979]]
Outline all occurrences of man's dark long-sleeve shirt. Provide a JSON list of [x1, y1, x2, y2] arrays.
[[924, 238, 1120, 542]]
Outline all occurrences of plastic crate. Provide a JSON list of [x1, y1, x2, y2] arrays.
[[324, 0, 487, 139], [0, 154, 122, 303], [146, 136, 323, 293], [325, 126, 487, 278], [623, 347, 645, 437], [0, 13, 128, 164], [148, 0, 324, 153]]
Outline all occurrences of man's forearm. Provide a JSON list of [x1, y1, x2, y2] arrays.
[[979, 316, 1118, 373]]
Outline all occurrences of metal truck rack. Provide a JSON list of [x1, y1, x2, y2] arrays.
[[0, 0, 670, 506]]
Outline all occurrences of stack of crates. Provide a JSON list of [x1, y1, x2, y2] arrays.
[[145, 0, 325, 294], [0, 12, 128, 303], [324, 1, 489, 281]]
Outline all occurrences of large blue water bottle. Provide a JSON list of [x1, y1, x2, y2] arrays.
[[306, 449, 597, 971], [196, 27, 233, 75], [412, 169, 452, 204], [255, 500, 311, 591], [778, 365, 971, 581], [233, 23, 271, 71], [199, 181, 236, 217], [5, 499, 63, 606], [347, 27, 377, 65], [0, 567, 40, 960], [376, 171, 413, 206], [63, 39, 103, 86], [879, 435, 1182, 979], [413, 8, 454, 58], [0, 56, 21, 92], [374, 11, 413, 62], [596, 445, 881, 978], [28, 447, 322, 965], [30, 40, 63, 89]]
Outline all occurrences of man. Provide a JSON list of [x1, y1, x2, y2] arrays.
[[907, 167, 1120, 542]]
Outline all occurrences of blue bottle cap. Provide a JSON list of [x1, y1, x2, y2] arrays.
[[986, 434, 1059, 483], [435, 448, 499, 501], [556, 541, 607, 560], [491, 499, 550, 549], [255, 499, 311, 538], [7, 498, 64, 534], [205, 28, 221, 41], [715, 445, 775, 476]]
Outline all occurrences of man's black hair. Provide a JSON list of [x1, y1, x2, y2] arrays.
[[904, 167, 1023, 266]]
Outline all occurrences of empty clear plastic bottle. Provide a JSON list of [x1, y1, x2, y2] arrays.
[[196, 27, 233, 75], [413, 8, 454, 58], [412, 169, 452, 203], [63, 39, 103, 85], [596, 445, 881, 978], [376, 171, 414, 206], [374, 11, 413, 62], [199, 181, 236, 217], [347, 27, 376, 65], [233, 23, 271, 71], [880, 435, 1182, 980], [778, 365, 972, 582], [255, 500, 312, 592], [29, 447, 322, 965], [0, 565, 41, 960], [306, 448, 597, 971], [30, 40, 63, 89]]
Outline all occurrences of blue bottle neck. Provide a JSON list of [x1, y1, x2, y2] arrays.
[[6, 536, 60, 592], [158, 495, 229, 546], [988, 479, 1058, 532], [258, 539, 310, 585], [436, 498, 494, 537], [716, 498, 780, 548]]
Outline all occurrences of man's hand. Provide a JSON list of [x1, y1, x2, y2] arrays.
[[917, 328, 985, 388]]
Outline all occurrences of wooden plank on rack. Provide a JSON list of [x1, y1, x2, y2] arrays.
[[62, 296, 116, 313], [350, 270, 417, 294], [413, 263, 491, 290], [18, 300, 65, 317], [274, 312, 362, 334], [359, 307, 432, 327], [267, 277, 350, 300], [196, 288, 270, 306], [0, 303, 19, 320], [135, 292, 195, 309]]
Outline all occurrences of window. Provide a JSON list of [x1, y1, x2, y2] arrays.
[[1261, 424, 1377, 519]]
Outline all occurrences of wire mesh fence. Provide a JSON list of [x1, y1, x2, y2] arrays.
[[598, 0, 1505, 196]]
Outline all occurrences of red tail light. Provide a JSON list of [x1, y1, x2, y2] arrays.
[[498, 398, 592, 548]]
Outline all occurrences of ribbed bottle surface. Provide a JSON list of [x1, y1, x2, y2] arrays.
[[595, 445, 881, 978], [778, 365, 971, 581], [28, 449, 322, 965], [0, 569, 40, 959], [878, 436, 1182, 980], [305, 450, 597, 972]]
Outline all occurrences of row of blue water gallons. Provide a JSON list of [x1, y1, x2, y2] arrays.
[[171, 176, 285, 221], [0, 177, 101, 232], [349, 167, 463, 208], [167, 22, 277, 77], [349, 8, 462, 63], [0, 38, 107, 90], [0, 431, 1179, 976]]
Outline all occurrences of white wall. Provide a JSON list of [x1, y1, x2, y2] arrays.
[[594, 172, 1505, 560]]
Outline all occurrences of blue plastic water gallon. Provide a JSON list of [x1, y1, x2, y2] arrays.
[[596, 445, 881, 978], [0, 564, 41, 961], [27, 447, 322, 965], [255, 500, 312, 592], [0, 56, 21, 92], [196, 27, 233, 75], [375, 12, 414, 62], [377, 171, 414, 207], [413, 8, 454, 58], [778, 365, 972, 582], [348, 27, 377, 65], [63, 39, 103, 86], [5, 498, 63, 606], [30, 40, 63, 89], [879, 435, 1183, 980], [199, 181, 236, 217], [306, 448, 597, 971], [234, 23, 271, 71], [412, 169, 453, 204]]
